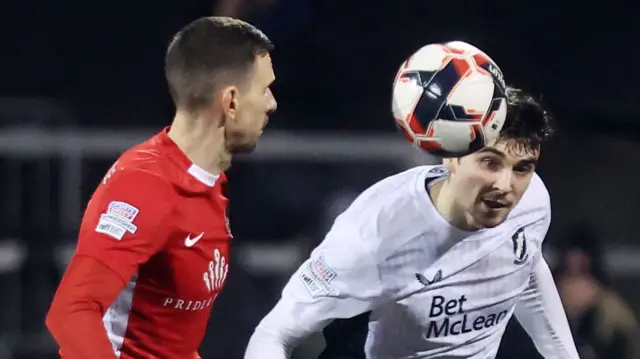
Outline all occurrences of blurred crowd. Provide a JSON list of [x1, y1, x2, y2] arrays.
[[499, 223, 640, 359]]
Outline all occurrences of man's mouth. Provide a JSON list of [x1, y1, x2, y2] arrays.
[[482, 199, 509, 209]]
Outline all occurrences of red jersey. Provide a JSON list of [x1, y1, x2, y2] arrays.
[[65, 128, 231, 358]]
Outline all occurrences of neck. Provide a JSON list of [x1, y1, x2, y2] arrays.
[[430, 178, 475, 231], [167, 110, 231, 174]]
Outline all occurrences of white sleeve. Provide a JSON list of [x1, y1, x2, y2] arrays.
[[514, 215, 580, 359], [244, 215, 385, 359]]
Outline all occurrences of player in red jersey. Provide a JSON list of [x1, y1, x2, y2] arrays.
[[45, 16, 277, 359]]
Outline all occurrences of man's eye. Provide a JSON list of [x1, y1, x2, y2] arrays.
[[480, 157, 501, 170], [514, 165, 534, 173]]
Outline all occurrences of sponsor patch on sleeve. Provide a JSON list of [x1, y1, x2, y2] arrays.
[[95, 201, 139, 240], [107, 201, 139, 221], [299, 254, 338, 297], [299, 270, 323, 297]]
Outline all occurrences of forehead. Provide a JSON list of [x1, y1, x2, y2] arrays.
[[473, 139, 540, 162], [251, 53, 275, 83]]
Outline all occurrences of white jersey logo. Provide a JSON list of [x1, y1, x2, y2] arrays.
[[512, 227, 529, 265], [102, 161, 118, 185], [185, 232, 205, 247], [203, 249, 228, 292], [416, 269, 443, 286]]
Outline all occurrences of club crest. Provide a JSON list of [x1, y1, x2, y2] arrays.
[[512, 227, 529, 265]]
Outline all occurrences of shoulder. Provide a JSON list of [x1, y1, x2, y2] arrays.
[[102, 160, 173, 195], [105, 130, 195, 193], [90, 150, 177, 220], [508, 173, 551, 243], [599, 289, 640, 330], [510, 173, 550, 219], [333, 166, 440, 262], [115, 142, 177, 184], [527, 173, 551, 210], [119, 137, 221, 192], [348, 166, 430, 208]]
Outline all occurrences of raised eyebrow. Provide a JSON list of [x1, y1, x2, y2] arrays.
[[476, 148, 506, 158], [516, 159, 539, 167]]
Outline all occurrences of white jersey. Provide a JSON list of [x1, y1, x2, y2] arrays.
[[245, 165, 579, 359]]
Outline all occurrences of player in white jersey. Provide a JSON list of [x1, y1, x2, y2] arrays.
[[244, 87, 580, 359]]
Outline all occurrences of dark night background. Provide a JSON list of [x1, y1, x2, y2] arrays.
[[0, 1, 638, 358]]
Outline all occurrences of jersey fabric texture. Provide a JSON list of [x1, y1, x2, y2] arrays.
[[49, 128, 232, 359], [245, 165, 579, 359]]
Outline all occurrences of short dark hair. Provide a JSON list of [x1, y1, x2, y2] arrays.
[[499, 86, 555, 152], [165, 16, 274, 110]]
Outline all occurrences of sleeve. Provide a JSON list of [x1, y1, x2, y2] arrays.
[[46, 256, 127, 359], [75, 170, 175, 282], [514, 214, 580, 359], [46, 170, 176, 358], [244, 215, 386, 359]]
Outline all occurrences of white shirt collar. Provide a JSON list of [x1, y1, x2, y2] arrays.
[[187, 164, 219, 187]]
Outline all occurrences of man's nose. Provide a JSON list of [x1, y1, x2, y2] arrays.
[[493, 170, 512, 192]]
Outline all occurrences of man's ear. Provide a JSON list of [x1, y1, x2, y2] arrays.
[[442, 158, 458, 174], [220, 85, 239, 126]]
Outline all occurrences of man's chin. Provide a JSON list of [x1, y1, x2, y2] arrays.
[[228, 141, 258, 155], [472, 212, 509, 230]]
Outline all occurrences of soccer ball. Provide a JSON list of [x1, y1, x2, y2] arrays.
[[392, 41, 508, 157]]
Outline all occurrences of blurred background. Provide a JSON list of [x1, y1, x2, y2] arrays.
[[1, 0, 639, 358]]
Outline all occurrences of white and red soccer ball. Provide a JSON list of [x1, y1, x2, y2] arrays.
[[392, 41, 508, 157]]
